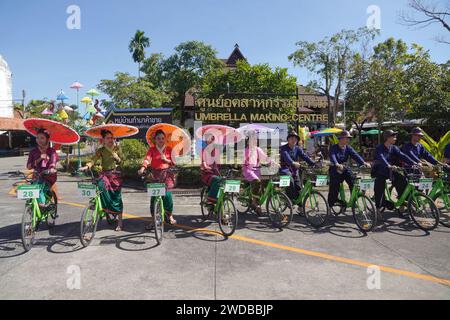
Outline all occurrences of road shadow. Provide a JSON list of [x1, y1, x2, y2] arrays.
[[237, 211, 284, 234]]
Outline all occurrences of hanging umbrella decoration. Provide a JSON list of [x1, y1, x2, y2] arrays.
[[70, 81, 83, 111], [86, 88, 100, 101], [80, 96, 95, 124], [54, 90, 70, 123]]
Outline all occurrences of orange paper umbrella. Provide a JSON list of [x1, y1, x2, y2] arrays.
[[146, 124, 191, 156], [24, 118, 80, 145], [85, 124, 139, 139]]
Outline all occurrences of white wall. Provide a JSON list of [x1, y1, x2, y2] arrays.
[[0, 55, 13, 119]]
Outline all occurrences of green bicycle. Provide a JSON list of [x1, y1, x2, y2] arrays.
[[141, 168, 178, 245], [17, 171, 58, 252], [379, 167, 439, 231], [79, 169, 119, 248], [200, 168, 239, 237], [289, 165, 330, 229], [427, 165, 450, 228], [329, 166, 377, 232], [235, 166, 293, 229]]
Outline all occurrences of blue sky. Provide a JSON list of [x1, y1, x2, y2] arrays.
[[0, 0, 448, 108]]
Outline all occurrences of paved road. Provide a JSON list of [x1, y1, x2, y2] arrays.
[[0, 156, 449, 300]]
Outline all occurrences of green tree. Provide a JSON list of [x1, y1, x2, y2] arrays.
[[97, 72, 170, 109], [129, 30, 151, 79], [289, 27, 378, 126], [201, 60, 298, 118], [346, 38, 450, 140], [142, 41, 223, 126], [203, 60, 297, 95]]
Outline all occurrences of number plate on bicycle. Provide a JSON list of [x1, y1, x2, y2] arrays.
[[418, 178, 433, 190], [78, 183, 96, 198], [17, 185, 40, 200], [147, 183, 166, 197], [224, 180, 241, 193], [279, 176, 291, 187], [359, 179, 375, 191], [315, 175, 328, 187]]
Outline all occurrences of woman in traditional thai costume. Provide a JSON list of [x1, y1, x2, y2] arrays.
[[81, 130, 124, 231], [26, 129, 59, 207], [139, 130, 177, 228]]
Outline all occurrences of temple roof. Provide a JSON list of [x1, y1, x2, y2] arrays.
[[222, 44, 247, 68]]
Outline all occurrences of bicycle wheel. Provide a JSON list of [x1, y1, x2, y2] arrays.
[[80, 204, 99, 248], [266, 192, 293, 229], [21, 204, 36, 252], [200, 186, 212, 220], [408, 193, 440, 231], [352, 194, 377, 232], [153, 199, 164, 244], [235, 187, 251, 215], [218, 197, 238, 237], [46, 191, 58, 228], [303, 191, 329, 229], [432, 192, 450, 228]]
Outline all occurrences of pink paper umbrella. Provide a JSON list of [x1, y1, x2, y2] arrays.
[[196, 125, 243, 145]]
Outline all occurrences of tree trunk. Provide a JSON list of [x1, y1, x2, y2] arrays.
[[180, 97, 185, 127]]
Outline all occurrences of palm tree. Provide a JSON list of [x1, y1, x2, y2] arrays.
[[129, 30, 150, 79]]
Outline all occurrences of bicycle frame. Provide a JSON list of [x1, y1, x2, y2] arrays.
[[212, 185, 226, 214], [428, 177, 450, 209], [384, 177, 418, 208], [26, 198, 42, 229], [240, 178, 277, 207], [90, 187, 105, 225], [24, 179, 54, 228], [292, 179, 314, 206]]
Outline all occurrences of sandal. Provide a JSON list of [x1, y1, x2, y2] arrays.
[[115, 225, 123, 232]]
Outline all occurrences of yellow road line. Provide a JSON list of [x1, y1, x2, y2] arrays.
[[13, 194, 450, 288]]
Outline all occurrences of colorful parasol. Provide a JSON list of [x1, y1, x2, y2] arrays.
[[312, 128, 343, 137], [85, 124, 139, 139], [146, 124, 191, 156], [196, 125, 243, 145], [24, 118, 80, 145]]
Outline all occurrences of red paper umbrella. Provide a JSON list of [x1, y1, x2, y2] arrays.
[[85, 124, 139, 139], [23, 118, 80, 145]]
